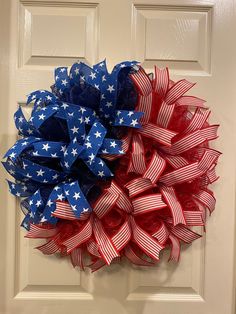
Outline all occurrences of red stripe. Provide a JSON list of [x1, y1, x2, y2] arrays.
[[62, 218, 92, 253], [125, 177, 154, 198], [165, 79, 195, 105], [132, 194, 167, 215], [139, 123, 177, 146], [25, 224, 58, 238], [93, 190, 119, 218], [130, 67, 152, 96], [160, 186, 186, 226], [143, 151, 166, 183]]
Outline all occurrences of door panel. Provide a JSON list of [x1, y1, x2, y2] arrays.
[[0, 0, 235, 313]]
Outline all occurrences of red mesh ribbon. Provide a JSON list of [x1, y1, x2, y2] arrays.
[[26, 66, 220, 271]]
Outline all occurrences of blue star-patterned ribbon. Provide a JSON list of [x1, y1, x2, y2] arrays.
[[3, 60, 143, 227]]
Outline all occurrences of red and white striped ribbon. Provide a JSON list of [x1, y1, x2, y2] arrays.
[[107, 181, 133, 213], [160, 185, 186, 226], [130, 133, 146, 174], [93, 190, 119, 218], [93, 217, 119, 265], [36, 234, 60, 254], [176, 96, 206, 108], [137, 94, 153, 124], [165, 80, 195, 105], [162, 125, 219, 155], [130, 67, 152, 96], [53, 201, 77, 220], [87, 239, 101, 258], [132, 194, 167, 215], [168, 234, 180, 262], [143, 151, 166, 184], [125, 177, 154, 198], [153, 66, 169, 98], [124, 245, 154, 266], [152, 222, 170, 245], [165, 155, 189, 169], [62, 218, 92, 253], [192, 189, 216, 213], [70, 248, 84, 269], [112, 219, 132, 251], [169, 224, 201, 244], [25, 224, 58, 238], [90, 259, 106, 272], [130, 217, 163, 260], [156, 101, 175, 128], [138, 123, 177, 146], [184, 108, 210, 134], [160, 149, 220, 186], [183, 211, 204, 226]]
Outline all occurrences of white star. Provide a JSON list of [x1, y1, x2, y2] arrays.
[[57, 194, 64, 201], [36, 169, 45, 176], [21, 141, 28, 146], [84, 117, 90, 124], [11, 183, 15, 189], [119, 118, 124, 124], [30, 212, 34, 218], [94, 131, 101, 138], [130, 119, 138, 127], [89, 72, 96, 80], [9, 152, 16, 158], [29, 200, 33, 205], [22, 185, 27, 192], [107, 85, 115, 93], [61, 79, 68, 86], [73, 192, 81, 200], [40, 216, 47, 223], [65, 190, 70, 196], [26, 173, 32, 178], [36, 200, 42, 207], [47, 199, 53, 207], [127, 111, 134, 117], [33, 151, 39, 156], [80, 107, 86, 114], [102, 149, 108, 154], [38, 113, 46, 120], [52, 173, 59, 180], [27, 129, 33, 135], [22, 162, 27, 169], [51, 153, 58, 158], [101, 93, 105, 99], [74, 67, 79, 75], [46, 95, 52, 101], [88, 153, 95, 160], [99, 62, 104, 67], [116, 111, 121, 116], [60, 68, 66, 73], [120, 63, 126, 68], [102, 75, 106, 82], [105, 102, 113, 108], [64, 162, 69, 168], [55, 75, 59, 81], [82, 208, 90, 212], [71, 205, 77, 211], [71, 126, 79, 134], [98, 171, 105, 177], [18, 116, 24, 123], [71, 148, 78, 157], [54, 186, 60, 191], [85, 142, 92, 148], [110, 141, 117, 148], [60, 145, 67, 152], [42, 143, 50, 151], [61, 103, 69, 109], [16, 192, 21, 197]]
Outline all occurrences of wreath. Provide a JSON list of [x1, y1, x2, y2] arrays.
[[3, 60, 220, 271]]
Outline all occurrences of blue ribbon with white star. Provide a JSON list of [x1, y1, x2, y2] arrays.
[[2, 59, 143, 227]]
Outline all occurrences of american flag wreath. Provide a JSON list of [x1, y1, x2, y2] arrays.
[[3, 60, 220, 271]]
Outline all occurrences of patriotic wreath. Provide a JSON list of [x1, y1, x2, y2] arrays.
[[3, 60, 220, 271]]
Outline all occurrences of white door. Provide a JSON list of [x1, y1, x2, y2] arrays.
[[0, 0, 235, 313]]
